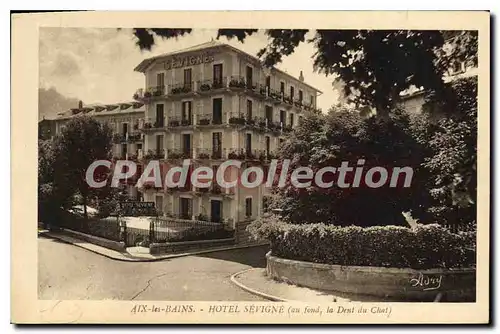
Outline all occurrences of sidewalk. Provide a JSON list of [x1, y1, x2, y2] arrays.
[[231, 268, 391, 302], [39, 230, 268, 262]]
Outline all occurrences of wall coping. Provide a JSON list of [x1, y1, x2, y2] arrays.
[[150, 237, 235, 247], [266, 252, 476, 274]]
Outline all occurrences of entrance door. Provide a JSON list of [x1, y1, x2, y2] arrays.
[[212, 98, 222, 124], [210, 200, 222, 223]]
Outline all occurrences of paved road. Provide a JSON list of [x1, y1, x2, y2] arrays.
[[38, 236, 268, 301]]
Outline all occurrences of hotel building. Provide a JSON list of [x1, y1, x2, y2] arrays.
[[133, 40, 321, 241], [54, 40, 322, 242]]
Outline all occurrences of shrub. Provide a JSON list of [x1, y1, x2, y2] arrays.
[[247, 217, 476, 270]]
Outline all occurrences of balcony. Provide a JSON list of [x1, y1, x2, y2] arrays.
[[112, 133, 126, 144], [227, 148, 262, 161], [195, 148, 225, 160], [167, 148, 193, 160], [197, 78, 227, 93], [142, 117, 166, 131], [170, 82, 194, 96], [196, 114, 224, 126], [127, 132, 143, 143], [142, 148, 166, 160]]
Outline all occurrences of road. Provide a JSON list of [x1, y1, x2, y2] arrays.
[[38, 236, 268, 301]]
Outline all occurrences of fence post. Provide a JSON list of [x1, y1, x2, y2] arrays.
[[149, 218, 155, 244]]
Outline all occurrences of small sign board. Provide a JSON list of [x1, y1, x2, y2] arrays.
[[117, 201, 157, 217]]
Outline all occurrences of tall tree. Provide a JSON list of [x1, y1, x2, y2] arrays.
[[53, 116, 113, 221], [128, 29, 477, 117], [269, 106, 432, 227]]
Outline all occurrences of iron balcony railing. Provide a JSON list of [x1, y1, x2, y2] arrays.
[[167, 148, 193, 160]]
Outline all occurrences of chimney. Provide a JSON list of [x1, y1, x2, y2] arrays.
[[78, 100, 83, 109], [299, 71, 304, 82]]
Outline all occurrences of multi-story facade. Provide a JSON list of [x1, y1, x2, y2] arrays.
[[54, 101, 146, 200], [53, 40, 322, 242], [133, 40, 322, 239]]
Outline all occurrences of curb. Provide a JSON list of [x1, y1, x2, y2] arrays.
[[41, 232, 269, 262], [230, 268, 291, 302]]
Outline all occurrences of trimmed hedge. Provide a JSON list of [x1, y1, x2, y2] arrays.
[[247, 217, 476, 270]]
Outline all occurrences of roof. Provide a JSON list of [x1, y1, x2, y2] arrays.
[[134, 40, 323, 94], [55, 101, 145, 120]]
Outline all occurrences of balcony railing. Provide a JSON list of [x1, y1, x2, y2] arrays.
[[112, 133, 126, 143], [168, 148, 193, 160], [127, 132, 143, 142], [142, 117, 166, 130], [196, 114, 223, 126], [195, 148, 225, 160], [170, 82, 194, 95], [197, 78, 227, 92], [142, 149, 165, 160]]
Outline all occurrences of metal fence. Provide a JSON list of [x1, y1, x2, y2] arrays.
[[151, 217, 233, 243]]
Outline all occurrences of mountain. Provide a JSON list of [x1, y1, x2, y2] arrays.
[[39, 87, 80, 120]]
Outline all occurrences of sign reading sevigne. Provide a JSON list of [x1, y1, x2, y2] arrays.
[[163, 52, 215, 70]]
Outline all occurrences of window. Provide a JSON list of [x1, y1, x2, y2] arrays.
[[265, 136, 270, 153], [184, 69, 192, 90], [290, 86, 295, 100], [265, 76, 271, 88], [156, 135, 164, 156], [121, 143, 127, 158], [280, 81, 285, 94], [263, 165, 269, 183], [180, 197, 192, 219], [310, 95, 314, 106], [213, 64, 223, 86], [155, 195, 164, 214], [212, 132, 222, 159], [182, 134, 192, 156], [246, 100, 253, 120], [182, 101, 192, 125], [156, 104, 164, 127], [246, 133, 252, 153], [280, 110, 286, 126], [157, 73, 165, 88], [299, 90, 303, 102], [246, 66, 253, 88], [290, 113, 295, 128], [122, 123, 128, 135], [265, 105, 273, 123], [212, 98, 223, 124], [245, 197, 252, 217], [263, 196, 271, 213]]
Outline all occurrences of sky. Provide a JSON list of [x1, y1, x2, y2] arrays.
[[39, 28, 341, 113]]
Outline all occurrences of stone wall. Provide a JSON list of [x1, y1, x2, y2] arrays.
[[63, 229, 126, 252], [150, 237, 235, 255], [266, 252, 476, 302]]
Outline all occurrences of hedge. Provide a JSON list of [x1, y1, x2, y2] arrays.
[[247, 217, 476, 270]]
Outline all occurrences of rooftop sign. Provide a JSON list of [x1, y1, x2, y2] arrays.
[[164, 53, 215, 70]]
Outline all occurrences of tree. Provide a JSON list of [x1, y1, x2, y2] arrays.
[[417, 76, 478, 227], [53, 116, 113, 222], [270, 106, 432, 227], [128, 28, 477, 117]]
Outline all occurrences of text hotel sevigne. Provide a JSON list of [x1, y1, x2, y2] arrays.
[[54, 40, 322, 241]]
